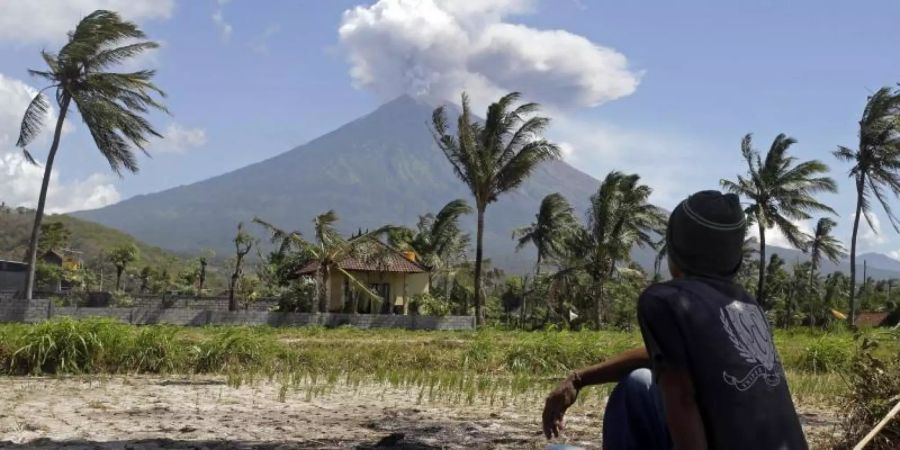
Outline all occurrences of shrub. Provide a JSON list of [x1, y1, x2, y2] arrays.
[[192, 328, 280, 373], [10, 318, 128, 374], [832, 334, 900, 449], [410, 293, 451, 316], [798, 336, 852, 373], [125, 326, 184, 373]]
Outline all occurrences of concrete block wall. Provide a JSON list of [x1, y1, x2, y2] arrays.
[[0, 299, 475, 330]]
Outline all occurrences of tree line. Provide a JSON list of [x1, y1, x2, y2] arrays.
[[13, 10, 900, 328]]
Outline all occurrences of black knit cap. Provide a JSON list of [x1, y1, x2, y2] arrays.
[[667, 190, 747, 279]]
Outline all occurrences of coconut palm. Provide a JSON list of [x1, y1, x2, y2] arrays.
[[806, 217, 846, 326], [16, 10, 167, 300], [513, 193, 577, 325], [389, 199, 472, 289], [833, 86, 900, 324], [567, 171, 667, 328], [432, 92, 560, 325], [721, 133, 837, 308]]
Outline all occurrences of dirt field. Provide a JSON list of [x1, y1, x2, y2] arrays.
[[0, 376, 838, 449]]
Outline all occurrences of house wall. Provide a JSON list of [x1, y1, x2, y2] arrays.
[[328, 271, 429, 313], [0, 298, 474, 330]]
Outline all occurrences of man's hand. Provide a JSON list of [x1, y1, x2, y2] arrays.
[[542, 375, 579, 439]]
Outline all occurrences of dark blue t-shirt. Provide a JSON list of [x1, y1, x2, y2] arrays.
[[637, 276, 808, 450]]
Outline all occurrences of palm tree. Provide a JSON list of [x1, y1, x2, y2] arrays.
[[721, 133, 837, 308], [513, 193, 576, 325], [432, 92, 561, 325], [229, 223, 254, 311], [16, 10, 167, 300], [301, 211, 389, 314], [569, 171, 666, 328], [108, 243, 138, 291], [833, 86, 900, 325], [389, 199, 472, 291], [806, 218, 846, 326]]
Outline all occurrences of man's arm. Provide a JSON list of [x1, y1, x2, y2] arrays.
[[571, 346, 651, 388], [542, 347, 650, 439], [658, 368, 708, 450]]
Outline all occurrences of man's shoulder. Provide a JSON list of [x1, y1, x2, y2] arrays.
[[640, 280, 688, 301], [639, 278, 751, 312], [637, 281, 684, 313]]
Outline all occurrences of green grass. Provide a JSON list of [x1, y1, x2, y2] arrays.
[[0, 318, 895, 405]]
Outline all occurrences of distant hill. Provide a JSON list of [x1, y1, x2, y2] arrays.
[[69, 95, 900, 279], [72, 95, 598, 272], [0, 206, 184, 269]]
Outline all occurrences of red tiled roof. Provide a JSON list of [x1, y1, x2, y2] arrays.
[[297, 246, 427, 275]]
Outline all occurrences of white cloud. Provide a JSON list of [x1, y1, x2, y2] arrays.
[[0, 74, 121, 213], [888, 249, 900, 260], [212, 0, 233, 42], [151, 124, 208, 154], [853, 212, 887, 250], [338, 0, 640, 110], [549, 116, 715, 208], [0, 0, 173, 45], [249, 25, 281, 55]]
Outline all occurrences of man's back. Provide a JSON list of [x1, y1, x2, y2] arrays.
[[638, 276, 808, 450]]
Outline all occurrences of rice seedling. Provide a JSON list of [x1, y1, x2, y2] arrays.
[[0, 319, 893, 407]]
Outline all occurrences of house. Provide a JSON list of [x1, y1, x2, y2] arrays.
[[40, 249, 83, 293], [0, 260, 28, 298], [297, 244, 429, 314]]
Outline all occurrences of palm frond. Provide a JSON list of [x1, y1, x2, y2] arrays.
[[16, 92, 50, 148]]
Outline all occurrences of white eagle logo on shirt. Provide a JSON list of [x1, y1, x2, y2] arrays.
[[719, 301, 781, 391]]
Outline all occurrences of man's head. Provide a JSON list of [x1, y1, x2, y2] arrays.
[[667, 190, 746, 279]]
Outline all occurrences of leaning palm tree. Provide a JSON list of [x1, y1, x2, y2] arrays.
[[389, 199, 472, 291], [308, 211, 391, 314], [16, 10, 167, 300], [721, 133, 837, 308], [833, 86, 900, 325], [513, 193, 576, 325], [806, 217, 846, 326], [432, 92, 560, 325], [569, 171, 667, 328]]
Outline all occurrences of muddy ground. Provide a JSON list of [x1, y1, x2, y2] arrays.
[[0, 377, 839, 449]]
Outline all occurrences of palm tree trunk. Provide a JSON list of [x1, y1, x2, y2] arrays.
[[115, 267, 124, 291], [594, 279, 604, 330], [23, 94, 71, 300], [849, 175, 865, 326], [473, 207, 486, 326], [198, 261, 206, 298], [228, 254, 244, 312], [757, 221, 768, 308], [808, 263, 816, 329], [318, 265, 330, 313], [228, 272, 239, 311]]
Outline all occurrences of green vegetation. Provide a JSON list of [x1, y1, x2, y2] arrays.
[[0, 206, 181, 269], [0, 319, 895, 407]]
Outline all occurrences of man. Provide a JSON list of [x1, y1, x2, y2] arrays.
[[542, 191, 808, 450]]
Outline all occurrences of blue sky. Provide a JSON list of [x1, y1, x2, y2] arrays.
[[0, 0, 899, 256]]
